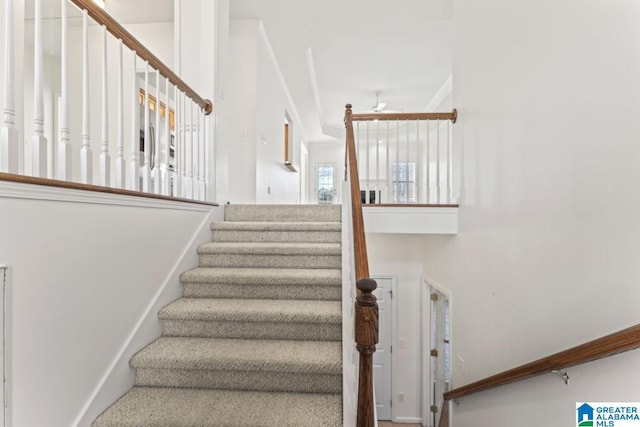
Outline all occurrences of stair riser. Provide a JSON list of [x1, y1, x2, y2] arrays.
[[162, 320, 341, 341], [225, 205, 341, 222], [135, 368, 342, 394], [212, 230, 341, 243], [182, 283, 342, 300], [199, 254, 341, 269]]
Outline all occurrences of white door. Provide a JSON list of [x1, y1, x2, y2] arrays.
[[430, 287, 450, 427], [315, 163, 337, 204], [372, 277, 393, 420]]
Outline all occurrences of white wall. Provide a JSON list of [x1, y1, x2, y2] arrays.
[[419, 0, 640, 425], [124, 22, 174, 70], [223, 19, 302, 204], [255, 27, 301, 204], [0, 184, 217, 427], [225, 20, 258, 203]]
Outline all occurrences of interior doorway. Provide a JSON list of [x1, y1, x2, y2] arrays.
[[421, 277, 451, 427]]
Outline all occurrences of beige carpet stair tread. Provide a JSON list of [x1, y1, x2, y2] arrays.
[[197, 242, 341, 255], [131, 337, 342, 374], [211, 221, 341, 231], [180, 267, 342, 286], [159, 298, 341, 323], [92, 387, 342, 427], [225, 204, 341, 222]]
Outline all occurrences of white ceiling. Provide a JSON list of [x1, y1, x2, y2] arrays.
[[230, 0, 453, 143]]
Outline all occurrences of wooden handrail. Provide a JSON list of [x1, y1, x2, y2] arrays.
[[345, 104, 370, 280], [444, 322, 640, 401], [345, 104, 378, 427], [352, 109, 457, 122], [69, 0, 213, 115], [0, 172, 218, 206]]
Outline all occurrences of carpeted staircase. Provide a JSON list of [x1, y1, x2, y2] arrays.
[[93, 204, 343, 426]]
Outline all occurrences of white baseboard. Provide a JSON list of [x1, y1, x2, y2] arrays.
[[393, 416, 423, 423]]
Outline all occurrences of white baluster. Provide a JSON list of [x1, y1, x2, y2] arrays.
[[375, 120, 379, 205], [416, 121, 421, 203], [31, 0, 47, 177], [182, 95, 189, 199], [365, 121, 369, 204], [0, 0, 19, 173], [99, 25, 110, 186], [161, 77, 170, 195], [129, 52, 139, 190], [426, 120, 431, 204], [80, 10, 92, 184], [190, 102, 197, 201], [356, 122, 360, 160], [385, 121, 390, 203], [406, 120, 410, 203], [152, 70, 160, 194], [187, 100, 194, 199], [141, 61, 150, 192], [114, 39, 125, 188], [56, 0, 71, 180], [174, 90, 182, 197], [436, 119, 441, 204], [447, 119, 452, 203], [201, 110, 208, 201], [196, 109, 203, 200], [395, 120, 399, 202]]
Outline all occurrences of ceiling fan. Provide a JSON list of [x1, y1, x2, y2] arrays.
[[365, 91, 403, 114], [371, 91, 386, 112]]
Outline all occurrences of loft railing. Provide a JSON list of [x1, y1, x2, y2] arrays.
[[350, 110, 457, 205], [0, 0, 213, 202], [437, 322, 640, 427]]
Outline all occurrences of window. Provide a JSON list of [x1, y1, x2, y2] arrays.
[[316, 163, 336, 204], [391, 162, 416, 203]]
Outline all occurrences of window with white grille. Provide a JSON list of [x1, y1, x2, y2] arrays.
[[391, 162, 416, 203]]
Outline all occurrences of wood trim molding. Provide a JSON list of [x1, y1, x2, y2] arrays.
[[352, 109, 457, 122], [444, 322, 640, 401], [0, 173, 218, 207], [69, 0, 212, 115]]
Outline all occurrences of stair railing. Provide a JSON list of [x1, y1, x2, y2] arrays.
[[344, 104, 378, 427], [438, 322, 640, 427], [0, 0, 213, 203]]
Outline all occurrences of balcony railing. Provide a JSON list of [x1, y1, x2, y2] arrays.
[[0, 0, 213, 203], [351, 110, 457, 205]]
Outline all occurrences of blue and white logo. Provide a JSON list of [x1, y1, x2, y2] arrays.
[[577, 403, 640, 427]]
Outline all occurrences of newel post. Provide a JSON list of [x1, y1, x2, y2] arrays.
[[356, 277, 378, 427]]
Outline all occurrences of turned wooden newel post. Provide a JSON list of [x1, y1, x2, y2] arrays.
[[356, 277, 378, 427]]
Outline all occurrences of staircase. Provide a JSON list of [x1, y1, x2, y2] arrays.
[[93, 204, 344, 426]]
